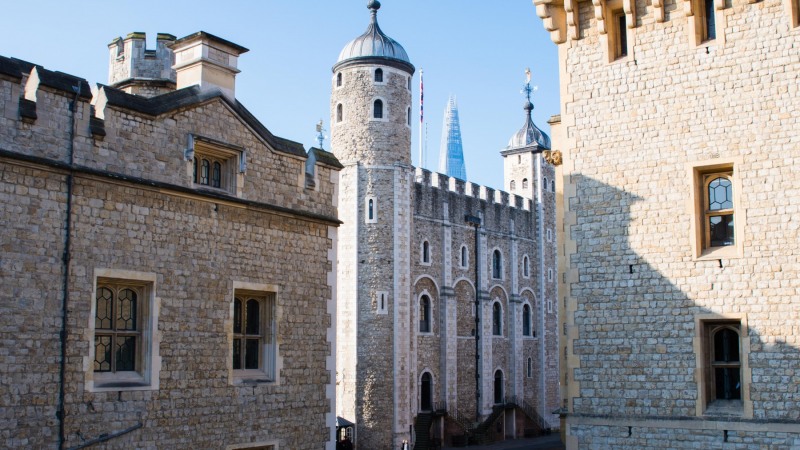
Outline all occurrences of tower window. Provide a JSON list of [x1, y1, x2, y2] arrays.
[[522, 178, 529, 190], [336, 72, 342, 87], [374, 68, 383, 83], [365, 196, 377, 224], [492, 250, 503, 279], [704, 174, 734, 248], [407, 107, 411, 125], [527, 358, 533, 378], [460, 245, 468, 268], [336, 104, 343, 123], [551, 179, 555, 192], [615, 10, 628, 58], [492, 302, 502, 336], [373, 99, 383, 119], [703, 0, 716, 41], [510, 180, 516, 191], [419, 295, 431, 333], [421, 240, 431, 264], [523, 255, 530, 278], [523, 304, 531, 336]]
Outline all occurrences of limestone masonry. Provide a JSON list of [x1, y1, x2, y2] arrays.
[[538, 0, 800, 446]]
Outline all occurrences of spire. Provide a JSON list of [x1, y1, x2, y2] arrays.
[[438, 95, 467, 180], [507, 68, 551, 150]]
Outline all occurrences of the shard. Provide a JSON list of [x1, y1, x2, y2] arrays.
[[438, 95, 467, 180]]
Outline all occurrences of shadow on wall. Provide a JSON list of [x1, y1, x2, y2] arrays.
[[566, 174, 799, 446]]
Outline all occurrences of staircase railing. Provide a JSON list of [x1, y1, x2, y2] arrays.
[[504, 395, 551, 432]]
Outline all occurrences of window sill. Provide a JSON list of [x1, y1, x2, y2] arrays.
[[91, 372, 154, 392], [703, 399, 743, 417], [420, 261, 432, 267], [233, 370, 274, 385], [696, 245, 739, 261], [418, 331, 435, 337]]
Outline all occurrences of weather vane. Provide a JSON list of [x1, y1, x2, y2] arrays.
[[316, 119, 327, 150], [521, 67, 538, 103]]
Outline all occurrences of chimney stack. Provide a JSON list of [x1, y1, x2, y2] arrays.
[[170, 32, 248, 99]]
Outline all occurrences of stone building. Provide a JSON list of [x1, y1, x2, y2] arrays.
[[332, 2, 560, 448], [0, 31, 340, 449], [536, 0, 800, 446]]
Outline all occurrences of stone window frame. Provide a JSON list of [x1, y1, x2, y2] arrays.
[[510, 180, 516, 191], [491, 248, 504, 280], [593, 0, 636, 63], [230, 281, 281, 386], [374, 67, 384, 84], [686, 0, 726, 47], [185, 134, 245, 197], [407, 75, 412, 91], [86, 269, 160, 393], [687, 157, 743, 260], [336, 103, 344, 123], [459, 245, 469, 270], [376, 291, 389, 315], [406, 106, 412, 128], [522, 178, 529, 190], [522, 254, 530, 278], [370, 96, 389, 122], [492, 301, 504, 336], [788, 0, 800, 28], [694, 313, 752, 418], [336, 72, 343, 88], [226, 441, 278, 450], [527, 357, 533, 378], [493, 368, 505, 404], [421, 240, 432, 266], [547, 268, 554, 282], [418, 290, 434, 335], [365, 196, 378, 224], [419, 369, 435, 412], [546, 229, 553, 243], [547, 298, 553, 314], [543, 177, 548, 191]]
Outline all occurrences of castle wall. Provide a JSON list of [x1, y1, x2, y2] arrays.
[[411, 169, 561, 427], [543, 0, 800, 446], [0, 58, 339, 449]]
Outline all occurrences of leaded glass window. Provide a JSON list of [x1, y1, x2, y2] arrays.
[[705, 175, 734, 247], [232, 292, 276, 380], [94, 284, 140, 373]]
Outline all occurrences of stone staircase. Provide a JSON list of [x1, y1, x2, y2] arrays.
[[413, 412, 433, 450]]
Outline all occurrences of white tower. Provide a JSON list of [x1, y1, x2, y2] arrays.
[[331, 2, 416, 448]]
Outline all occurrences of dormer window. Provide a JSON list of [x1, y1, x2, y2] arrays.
[[374, 68, 383, 83], [188, 135, 244, 196]]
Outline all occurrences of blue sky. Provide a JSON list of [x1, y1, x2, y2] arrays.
[[0, 1, 559, 189]]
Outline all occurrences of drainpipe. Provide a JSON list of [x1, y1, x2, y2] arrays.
[[57, 85, 80, 449], [464, 214, 481, 422]]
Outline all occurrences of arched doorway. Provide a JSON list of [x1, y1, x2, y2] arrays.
[[420, 372, 432, 411], [494, 370, 503, 404]]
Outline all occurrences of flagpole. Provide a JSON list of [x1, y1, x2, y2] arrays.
[[419, 68, 424, 169]]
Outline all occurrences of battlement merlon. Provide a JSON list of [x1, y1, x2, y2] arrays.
[[414, 167, 532, 211], [108, 32, 177, 96]]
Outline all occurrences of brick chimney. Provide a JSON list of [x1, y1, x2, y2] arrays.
[[170, 32, 248, 99]]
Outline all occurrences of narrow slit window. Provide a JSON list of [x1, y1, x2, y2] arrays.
[[704, 0, 716, 41]]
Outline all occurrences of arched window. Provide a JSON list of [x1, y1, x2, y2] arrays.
[[492, 250, 502, 279], [460, 245, 468, 268], [365, 196, 377, 224], [422, 241, 430, 264], [407, 76, 412, 90], [407, 107, 411, 125], [420, 372, 432, 411], [373, 99, 383, 119], [522, 304, 531, 336], [523, 255, 530, 278], [544, 177, 548, 190], [211, 161, 221, 188], [419, 295, 431, 333], [510, 180, 516, 191], [712, 326, 741, 400], [522, 178, 529, 189], [374, 68, 383, 82], [336, 72, 342, 87], [492, 302, 502, 336], [705, 175, 734, 247], [527, 358, 533, 378], [368, 199, 374, 221], [494, 370, 504, 404], [551, 180, 556, 192], [336, 104, 343, 123]]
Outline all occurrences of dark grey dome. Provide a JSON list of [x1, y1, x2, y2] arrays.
[[508, 102, 551, 150], [334, 1, 414, 74]]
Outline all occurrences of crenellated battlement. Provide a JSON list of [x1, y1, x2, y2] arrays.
[[108, 32, 176, 97], [414, 167, 532, 211]]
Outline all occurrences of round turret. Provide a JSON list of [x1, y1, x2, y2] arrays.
[[331, 1, 414, 165]]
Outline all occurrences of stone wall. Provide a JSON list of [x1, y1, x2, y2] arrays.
[[0, 54, 339, 449], [541, 0, 800, 446]]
